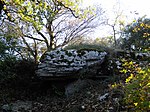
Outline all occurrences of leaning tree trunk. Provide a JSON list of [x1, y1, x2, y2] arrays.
[[47, 22, 55, 51]]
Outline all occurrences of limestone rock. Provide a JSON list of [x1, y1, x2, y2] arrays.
[[36, 49, 107, 80]]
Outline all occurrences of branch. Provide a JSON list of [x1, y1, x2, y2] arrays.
[[56, 17, 96, 47], [35, 29, 49, 49], [57, 1, 79, 18], [21, 36, 35, 57], [54, 17, 67, 30], [24, 34, 44, 42]]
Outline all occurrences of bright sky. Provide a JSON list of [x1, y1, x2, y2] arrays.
[[83, 0, 150, 17], [82, 0, 150, 37]]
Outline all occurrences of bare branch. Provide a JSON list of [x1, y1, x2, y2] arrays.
[[57, 1, 79, 18], [21, 36, 35, 57], [36, 30, 49, 49], [23, 34, 44, 42]]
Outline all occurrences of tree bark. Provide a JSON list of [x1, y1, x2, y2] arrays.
[[47, 22, 55, 50]]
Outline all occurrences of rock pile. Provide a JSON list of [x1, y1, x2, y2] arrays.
[[36, 49, 107, 80]]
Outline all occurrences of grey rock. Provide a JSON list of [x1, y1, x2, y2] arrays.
[[2, 104, 12, 112], [65, 79, 93, 97], [36, 49, 107, 79], [2, 101, 32, 112]]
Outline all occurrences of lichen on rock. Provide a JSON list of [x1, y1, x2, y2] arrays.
[[36, 49, 107, 80]]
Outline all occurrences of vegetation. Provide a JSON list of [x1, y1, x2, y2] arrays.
[[64, 43, 107, 52], [121, 17, 150, 51], [122, 61, 150, 111], [0, 0, 104, 63], [0, 0, 149, 112], [0, 56, 17, 82], [111, 59, 150, 112]]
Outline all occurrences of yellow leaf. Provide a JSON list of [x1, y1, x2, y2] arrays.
[[129, 61, 133, 65], [133, 20, 136, 22], [3, 5, 7, 10], [140, 23, 144, 27], [134, 103, 138, 106], [7, 13, 10, 17], [140, 83, 142, 86], [125, 78, 130, 83], [130, 73, 134, 79]]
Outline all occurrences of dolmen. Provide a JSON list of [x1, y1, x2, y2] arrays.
[[36, 49, 107, 80]]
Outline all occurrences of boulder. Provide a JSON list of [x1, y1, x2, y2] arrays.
[[65, 79, 95, 97], [2, 100, 32, 112], [36, 49, 107, 80]]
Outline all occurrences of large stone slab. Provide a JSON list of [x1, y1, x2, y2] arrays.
[[36, 49, 107, 80]]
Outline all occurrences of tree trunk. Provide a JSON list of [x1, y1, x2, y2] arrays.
[[47, 22, 55, 51], [50, 31, 55, 50], [112, 26, 117, 48]]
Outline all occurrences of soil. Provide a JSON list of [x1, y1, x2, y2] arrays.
[[0, 78, 127, 112]]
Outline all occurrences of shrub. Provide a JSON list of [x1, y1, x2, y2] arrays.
[[0, 56, 17, 83], [12, 59, 37, 87], [0, 57, 36, 87], [119, 60, 150, 111], [15, 59, 36, 79]]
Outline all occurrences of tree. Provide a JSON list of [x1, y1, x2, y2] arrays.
[[0, 0, 104, 63], [105, 1, 125, 48], [0, 21, 30, 60], [0, 0, 13, 22], [0, 24, 19, 59], [93, 36, 114, 48], [121, 16, 150, 51]]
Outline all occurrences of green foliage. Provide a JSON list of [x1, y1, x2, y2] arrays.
[[0, 31, 22, 83], [64, 43, 106, 52], [122, 17, 150, 51], [124, 68, 150, 111], [118, 60, 150, 111], [1, 0, 93, 36], [2, 0, 84, 28], [1, 0, 99, 61], [0, 23, 22, 59]]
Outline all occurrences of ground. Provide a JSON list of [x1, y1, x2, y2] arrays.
[[0, 78, 127, 112]]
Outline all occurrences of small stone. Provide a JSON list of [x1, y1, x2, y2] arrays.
[[109, 107, 114, 110], [81, 105, 85, 110], [87, 91, 91, 95], [98, 93, 109, 101]]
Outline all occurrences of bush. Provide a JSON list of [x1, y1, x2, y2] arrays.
[[121, 17, 150, 51], [123, 63, 149, 111], [0, 56, 17, 83], [12, 59, 36, 88], [15, 59, 36, 79], [0, 57, 36, 87], [118, 60, 150, 111]]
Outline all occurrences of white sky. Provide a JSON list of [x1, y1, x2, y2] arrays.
[[83, 0, 150, 17], [82, 0, 150, 37]]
